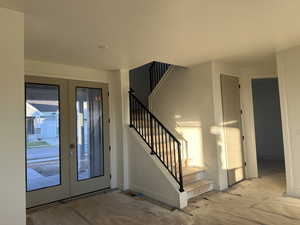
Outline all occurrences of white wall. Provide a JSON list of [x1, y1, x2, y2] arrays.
[[25, 59, 124, 189], [0, 8, 25, 225], [150, 60, 278, 191], [151, 63, 220, 187], [277, 46, 300, 197], [127, 129, 185, 208]]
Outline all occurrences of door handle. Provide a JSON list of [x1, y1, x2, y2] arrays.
[[70, 143, 76, 149]]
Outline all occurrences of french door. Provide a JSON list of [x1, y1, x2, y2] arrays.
[[25, 76, 110, 208]]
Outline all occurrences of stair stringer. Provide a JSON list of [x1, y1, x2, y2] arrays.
[[127, 127, 188, 209]]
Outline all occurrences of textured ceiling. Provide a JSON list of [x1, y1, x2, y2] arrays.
[[0, 0, 24, 12], [5, 0, 300, 69]]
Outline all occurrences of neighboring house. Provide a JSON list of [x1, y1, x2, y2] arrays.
[[26, 102, 59, 144]]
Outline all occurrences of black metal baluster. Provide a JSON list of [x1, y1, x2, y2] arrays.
[[143, 108, 147, 139], [177, 142, 184, 192], [129, 94, 133, 127], [169, 136, 173, 174], [149, 115, 154, 154], [134, 98, 138, 128], [173, 139, 178, 179], [154, 120, 161, 157], [161, 127, 165, 163], [141, 107, 145, 139], [165, 131, 169, 170], [147, 112, 150, 144], [138, 103, 142, 134], [135, 100, 139, 132]]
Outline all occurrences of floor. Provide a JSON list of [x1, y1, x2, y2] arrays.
[[27, 161, 300, 225]]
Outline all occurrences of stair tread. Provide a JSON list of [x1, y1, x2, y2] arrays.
[[182, 166, 206, 176], [185, 180, 213, 191]]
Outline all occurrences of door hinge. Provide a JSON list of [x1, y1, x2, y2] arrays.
[[238, 84, 241, 89], [109, 145, 111, 152], [240, 109, 243, 115], [108, 91, 110, 97], [109, 174, 112, 180], [244, 162, 247, 167], [108, 118, 111, 123], [242, 136, 245, 141]]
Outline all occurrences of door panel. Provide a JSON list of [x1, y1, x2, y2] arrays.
[[220, 74, 245, 186], [69, 80, 110, 196], [25, 76, 70, 208]]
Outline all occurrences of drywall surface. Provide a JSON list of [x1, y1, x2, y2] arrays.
[[277, 46, 300, 197], [151, 63, 219, 187], [0, 7, 25, 225], [107, 70, 124, 188], [127, 128, 184, 208], [129, 63, 152, 107], [25, 59, 123, 189], [252, 78, 284, 161]]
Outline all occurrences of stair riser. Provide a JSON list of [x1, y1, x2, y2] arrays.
[[183, 171, 207, 185], [186, 183, 214, 199]]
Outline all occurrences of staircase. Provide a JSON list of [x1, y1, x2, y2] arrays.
[[129, 61, 213, 206]]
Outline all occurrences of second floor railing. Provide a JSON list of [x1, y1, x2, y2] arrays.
[[149, 62, 171, 92], [129, 90, 184, 192]]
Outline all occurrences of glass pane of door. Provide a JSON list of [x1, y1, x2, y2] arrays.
[[76, 87, 104, 181], [25, 84, 61, 191]]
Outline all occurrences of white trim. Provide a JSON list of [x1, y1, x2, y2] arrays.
[[276, 55, 294, 194], [212, 66, 228, 190], [212, 62, 246, 190], [239, 74, 258, 179], [120, 69, 130, 190]]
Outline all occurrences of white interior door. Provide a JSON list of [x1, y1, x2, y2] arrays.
[[220, 74, 245, 186]]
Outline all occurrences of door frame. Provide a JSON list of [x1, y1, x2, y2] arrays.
[[212, 71, 248, 190], [25, 75, 111, 208]]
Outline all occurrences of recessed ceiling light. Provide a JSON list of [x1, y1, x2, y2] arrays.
[[98, 44, 108, 49]]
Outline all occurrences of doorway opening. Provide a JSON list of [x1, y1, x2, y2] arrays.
[[252, 78, 286, 191]]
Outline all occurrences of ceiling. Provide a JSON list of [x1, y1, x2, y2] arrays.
[[0, 0, 24, 12], [3, 0, 300, 70]]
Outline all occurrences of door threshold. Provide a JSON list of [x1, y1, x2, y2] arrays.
[[27, 187, 116, 210]]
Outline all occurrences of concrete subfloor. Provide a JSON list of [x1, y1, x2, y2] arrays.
[[27, 162, 300, 225]]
